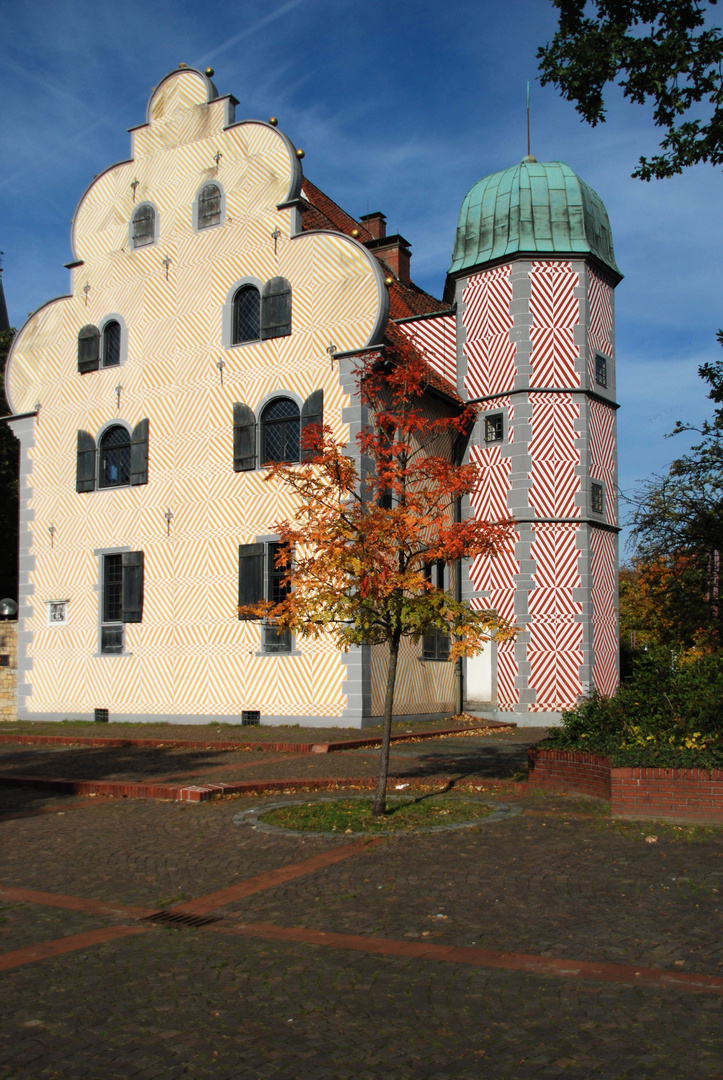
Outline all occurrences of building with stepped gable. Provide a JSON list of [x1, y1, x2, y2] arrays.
[[4, 67, 620, 727]]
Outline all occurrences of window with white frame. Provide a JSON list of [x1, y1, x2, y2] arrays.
[[47, 601, 68, 627]]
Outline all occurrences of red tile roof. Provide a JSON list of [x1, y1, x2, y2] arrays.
[[299, 179, 452, 322]]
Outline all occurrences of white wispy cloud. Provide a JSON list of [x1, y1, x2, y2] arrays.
[[200, 0, 314, 63]]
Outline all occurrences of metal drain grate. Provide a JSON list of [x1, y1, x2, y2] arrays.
[[142, 910, 222, 929]]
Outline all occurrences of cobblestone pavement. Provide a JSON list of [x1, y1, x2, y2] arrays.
[[0, 728, 543, 787], [0, 783, 722, 1079], [0, 717, 459, 743]]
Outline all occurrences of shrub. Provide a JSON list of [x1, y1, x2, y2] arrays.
[[541, 648, 723, 767]]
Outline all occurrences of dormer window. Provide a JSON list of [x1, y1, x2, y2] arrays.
[[132, 204, 155, 248], [198, 183, 222, 228]]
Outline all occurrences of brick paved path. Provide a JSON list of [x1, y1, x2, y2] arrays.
[[1, 782, 722, 1079], [0, 728, 538, 789]]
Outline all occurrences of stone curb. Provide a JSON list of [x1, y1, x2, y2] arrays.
[[232, 794, 522, 837], [0, 720, 514, 756], [0, 772, 529, 803]]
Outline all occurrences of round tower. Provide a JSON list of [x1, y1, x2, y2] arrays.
[[449, 157, 621, 724]]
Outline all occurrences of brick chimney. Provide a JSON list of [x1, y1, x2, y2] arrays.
[[359, 211, 386, 240], [364, 234, 412, 285]]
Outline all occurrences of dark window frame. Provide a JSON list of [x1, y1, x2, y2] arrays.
[[263, 541, 292, 653], [484, 413, 504, 445], [595, 353, 608, 388], [591, 482, 604, 515], [238, 542, 292, 653], [232, 285, 261, 345], [131, 203, 156, 248], [98, 425, 132, 489], [100, 551, 144, 655], [422, 562, 451, 662], [260, 277, 292, 340], [101, 553, 124, 654], [260, 397, 301, 466], [197, 183, 222, 229], [78, 325, 101, 374], [102, 320, 121, 368]]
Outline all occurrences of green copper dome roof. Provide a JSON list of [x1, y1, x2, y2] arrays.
[[449, 158, 620, 277]]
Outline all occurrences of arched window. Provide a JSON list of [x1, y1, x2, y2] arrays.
[[131, 204, 155, 248], [232, 285, 260, 344], [99, 426, 131, 488], [198, 183, 222, 229], [102, 321, 121, 367], [260, 398, 300, 464], [78, 325, 100, 374]]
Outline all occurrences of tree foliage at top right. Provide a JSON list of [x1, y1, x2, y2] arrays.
[[538, 0, 723, 179]]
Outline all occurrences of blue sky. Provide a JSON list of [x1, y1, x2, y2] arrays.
[[2, 0, 721, 548]]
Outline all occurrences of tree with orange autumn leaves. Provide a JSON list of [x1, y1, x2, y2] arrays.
[[240, 329, 517, 814]]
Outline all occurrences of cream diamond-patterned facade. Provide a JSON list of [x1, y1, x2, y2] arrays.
[[5, 68, 621, 727]]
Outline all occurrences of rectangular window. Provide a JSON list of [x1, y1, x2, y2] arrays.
[[422, 562, 451, 661], [595, 354, 608, 388], [238, 542, 291, 652], [100, 551, 144, 654], [102, 553, 123, 654], [484, 413, 504, 444], [265, 542, 292, 653], [47, 601, 68, 627], [591, 482, 604, 515]]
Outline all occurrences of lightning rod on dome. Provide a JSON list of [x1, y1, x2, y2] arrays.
[[524, 80, 537, 164]]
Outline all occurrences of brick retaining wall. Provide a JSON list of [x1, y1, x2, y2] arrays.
[[527, 749, 611, 801], [528, 748, 723, 824], [611, 767, 723, 824], [0, 622, 17, 722]]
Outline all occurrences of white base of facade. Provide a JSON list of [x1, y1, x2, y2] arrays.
[[15, 709, 454, 730], [465, 704, 562, 728]]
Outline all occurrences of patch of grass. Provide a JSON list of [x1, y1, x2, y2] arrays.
[[258, 796, 495, 833], [598, 818, 723, 842]]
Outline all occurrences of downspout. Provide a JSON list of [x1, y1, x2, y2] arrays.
[[453, 435, 464, 716]]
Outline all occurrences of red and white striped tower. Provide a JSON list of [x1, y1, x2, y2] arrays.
[[447, 157, 621, 725]]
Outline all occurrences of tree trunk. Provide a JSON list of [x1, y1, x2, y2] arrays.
[[372, 633, 401, 815]]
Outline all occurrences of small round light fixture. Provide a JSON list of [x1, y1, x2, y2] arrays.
[[295, 148, 305, 158], [0, 598, 18, 619], [351, 228, 360, 238], [269, 117, 278, 126], [205, 67, 215, 77], [384, 276, 394, 286]]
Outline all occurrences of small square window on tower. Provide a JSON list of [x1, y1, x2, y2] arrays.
[[47, 600, 69, 627], [595, 354, 608, 388], [484, 413, 504, 444], [591, 482, 604, 514]]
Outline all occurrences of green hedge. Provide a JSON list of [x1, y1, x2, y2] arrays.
[[540, 649, 723, 769]]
